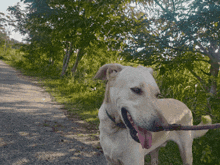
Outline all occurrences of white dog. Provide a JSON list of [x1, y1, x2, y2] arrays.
[[94, 63, 211, 165]]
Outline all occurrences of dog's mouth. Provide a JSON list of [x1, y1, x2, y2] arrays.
[[121, 108, 152, 149]]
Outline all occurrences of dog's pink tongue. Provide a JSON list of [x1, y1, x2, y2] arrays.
[[135, 125, 152, 149], [127, 114, 152, 149]]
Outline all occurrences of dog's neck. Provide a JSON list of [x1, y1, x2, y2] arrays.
[[105, 109, 126, 129], [104, 103, 126, 129]]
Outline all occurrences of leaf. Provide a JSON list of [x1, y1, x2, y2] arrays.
[[159, 66, 166, 75]]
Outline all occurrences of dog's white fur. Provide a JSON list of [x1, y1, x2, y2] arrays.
[[94, 63, 211, 165]]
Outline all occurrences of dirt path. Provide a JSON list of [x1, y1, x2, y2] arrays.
[[0, 60, 106, 165]]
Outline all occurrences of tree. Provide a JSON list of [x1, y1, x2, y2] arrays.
[[123, 0, 220, 96], [0, 12, 6, 31], [0, 12, 16, 52], [8, 0, 140, 76]]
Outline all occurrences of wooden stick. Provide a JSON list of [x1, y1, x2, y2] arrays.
[[155, 123, 220, 132]]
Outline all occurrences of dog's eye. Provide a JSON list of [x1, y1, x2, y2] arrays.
[[156, 93, 163, 98], [131, 87, 142, 94]]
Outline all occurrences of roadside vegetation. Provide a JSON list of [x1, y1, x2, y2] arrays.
[[0, 0, 219, 164]]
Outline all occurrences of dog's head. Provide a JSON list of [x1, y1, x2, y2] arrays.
[[94, 63, 168, 149]]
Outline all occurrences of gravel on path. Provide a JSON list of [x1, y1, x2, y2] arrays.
[[0, 60, 107, 165]]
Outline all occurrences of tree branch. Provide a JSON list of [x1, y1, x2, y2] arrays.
[[200, 69, 211, 76], [185, 65, 209, 92], [194, 40, 215, 61], [195, 41, 208, 54], [154, 0, 168, 13], [165, 44, 204, 55], [218, 45, 220, 54]]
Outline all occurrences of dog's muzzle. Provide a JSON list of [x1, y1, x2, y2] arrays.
[[121, 107, 166, 149]]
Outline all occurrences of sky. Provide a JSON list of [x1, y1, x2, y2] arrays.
[[0, 0, 26, 42]]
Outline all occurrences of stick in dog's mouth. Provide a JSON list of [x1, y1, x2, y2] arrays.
[[121, 108, 218, 149], [121, 108, 152, 149]]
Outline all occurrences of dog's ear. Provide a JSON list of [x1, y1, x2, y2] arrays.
[[94, 63, 124, 80]]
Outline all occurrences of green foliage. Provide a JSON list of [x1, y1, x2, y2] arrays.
[[158, 141, 182, 165], [122, 0, 220, 105], [0, 31, 7, 46], [193, 128, 220, 165], [7, 0, 138, 75]]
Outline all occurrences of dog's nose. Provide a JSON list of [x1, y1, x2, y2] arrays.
[[148, 116, 168, 132]]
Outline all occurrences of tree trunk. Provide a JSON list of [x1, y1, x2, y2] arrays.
[[209, 60, 219, 95], [206, 59, 219, 114], [71, 48, 84, 75], [60, 42, 73, 76], [4, 38, 7, 53]]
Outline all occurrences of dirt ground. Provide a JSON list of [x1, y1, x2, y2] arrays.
[[0, 60, 107, 165]]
